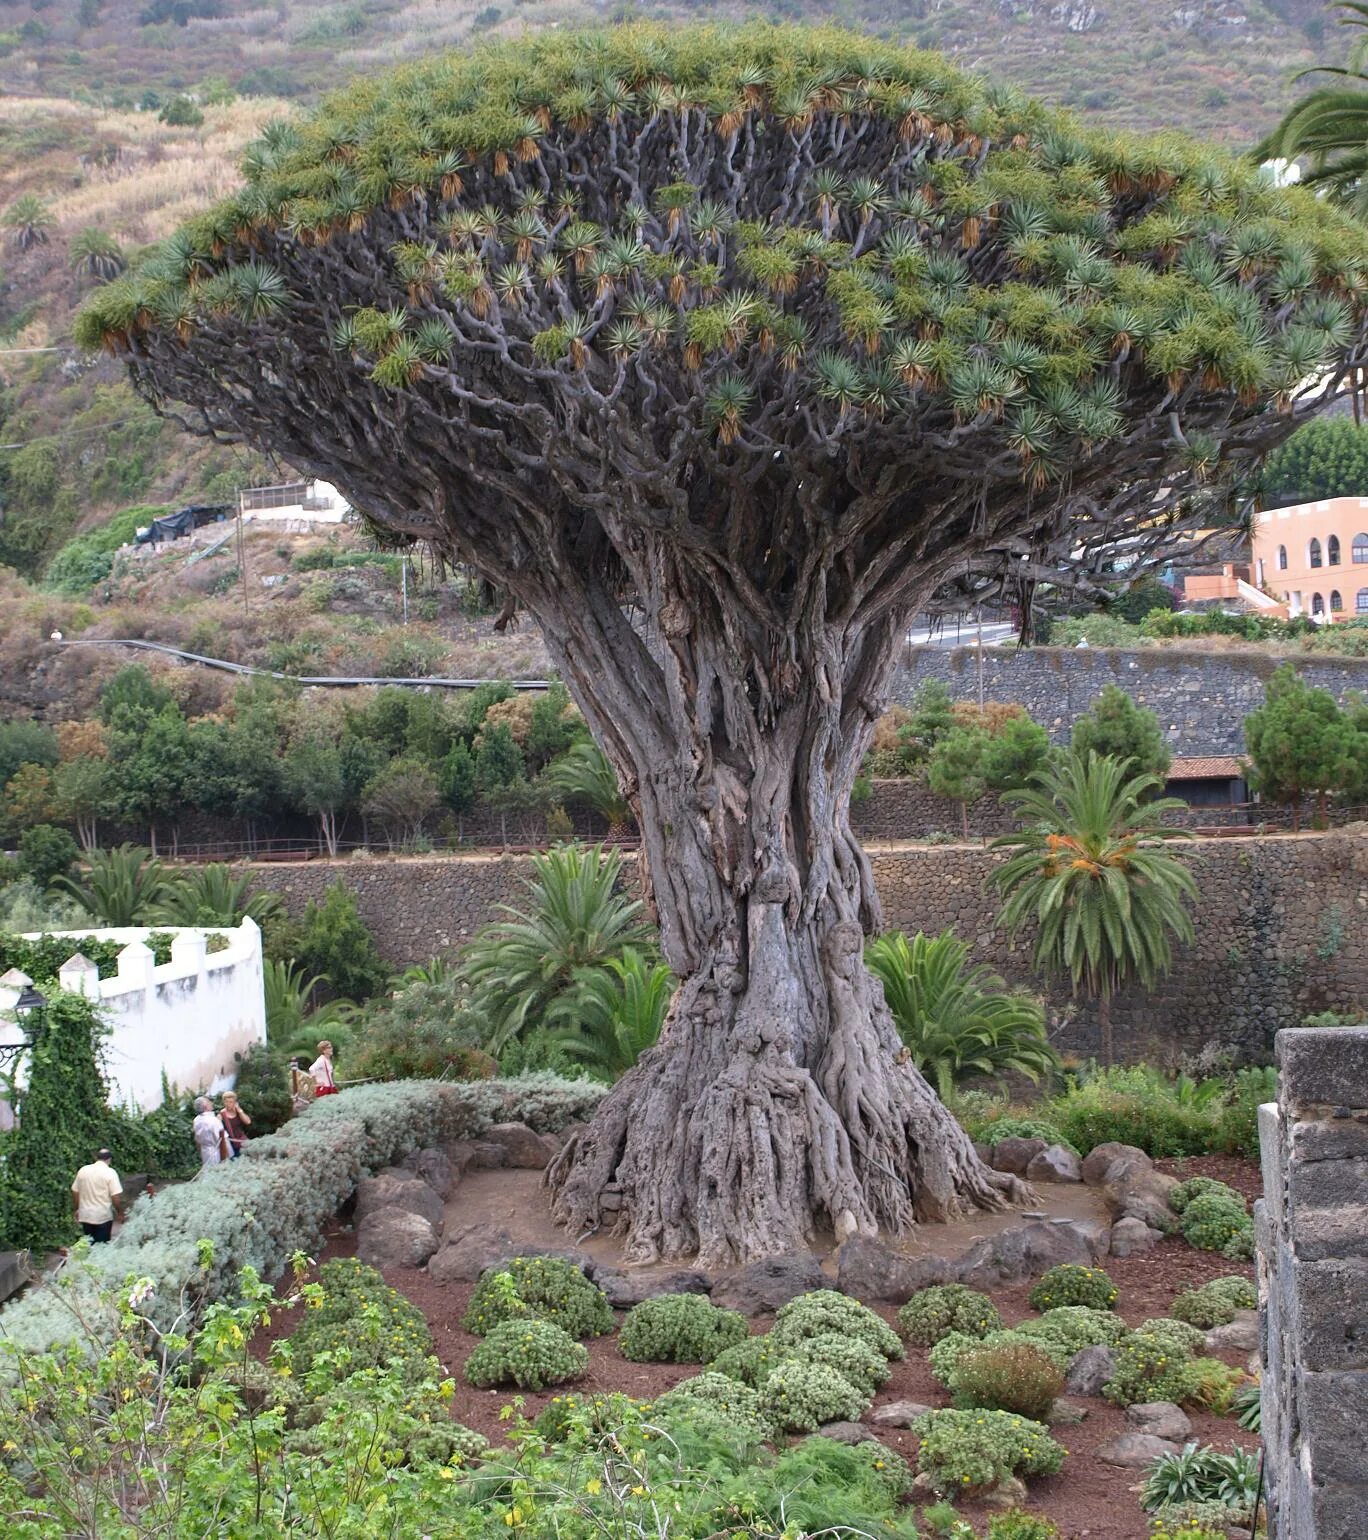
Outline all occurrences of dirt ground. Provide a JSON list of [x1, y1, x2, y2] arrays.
[[268, 1155, 1263, 1540]]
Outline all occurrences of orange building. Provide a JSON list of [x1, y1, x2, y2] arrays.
[[1250, 496, 1368, 622]]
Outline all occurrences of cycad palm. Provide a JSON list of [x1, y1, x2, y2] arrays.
[[545, 948, 673, 1080], [544, 740, 634, 833], [459, 842, 652, 1054], [865, 929, 1056, 1099], [991, 753, 1196, 1065], [1255, 3, 1368, 210], [152, 863, 286, 928], [52, 844, 172, 926]]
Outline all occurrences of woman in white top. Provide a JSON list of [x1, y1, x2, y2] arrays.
[[192, 1096, 228, 1166], [309, 1040, 339, 1097]]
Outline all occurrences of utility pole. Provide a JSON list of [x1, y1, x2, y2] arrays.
[[236, 490, 249, 617], [401, 552, 409, 625]]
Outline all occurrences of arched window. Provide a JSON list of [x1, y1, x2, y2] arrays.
[[1278, 544, 1288, 570], [1358, 588, 1368, 614], [1354, 533, 1368, 564], [1329, 534, 1342, 565], [1309, 538, 1323, 568], [1331, 590, 1344, 613], [1312, 593, 1325, 616]]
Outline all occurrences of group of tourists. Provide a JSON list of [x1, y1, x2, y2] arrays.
[[69, 1040, 342, 1245]]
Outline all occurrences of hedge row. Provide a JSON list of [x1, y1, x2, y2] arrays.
[[0, 1074, 603, 1361]]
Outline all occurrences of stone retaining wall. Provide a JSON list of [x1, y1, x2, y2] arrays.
[[248, 830, 1367, 1063], [891, 645, 1368, 754], [1258, 1026, 1368, 1539]]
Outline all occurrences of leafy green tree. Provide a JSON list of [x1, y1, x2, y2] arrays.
[[111, 705, 195, 851], [99, 665, 176, 734], [864, 930, 1057, 1099], [51, 754, 113, 851], [992, 754, 1197, 1065], [1243, 662, 1362, 826], [282, 729, 349, 855], [927, 724, 989, 838], [1262, 416, 1368, 503], [2, 762, 58, 837], [545, 739, 634, 833], [902, 679, 957, 764], [17, 824, 78, 888], [78, 23, 1368, 1265], [295, 880, 390, 1003], [474, 721, 526, 795], [0, 719, 57, 788], [439, 739, 478, 820], [525, 683, 580, 773], [360, 757, 441, 848], [52, 844, 174, 926], [1111, 576, 1175, 624], [158, 95, 205, 128], [1070, 685, 1173, 784], [981, 714, 1053, 796], [459, 843, 653, 1054]]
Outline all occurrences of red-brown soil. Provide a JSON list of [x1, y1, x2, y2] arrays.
[[261, 1154, 1263, 1540]]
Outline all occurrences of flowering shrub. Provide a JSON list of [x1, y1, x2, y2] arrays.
[[1028, 1264, 1118, 1312], [912, 1408, 1065, 1494], [651, 1370, 773, 1443], [1103, 1330, 1199, 1406], [930, 1329, 1072, 1391], [462, 1317, 588, 1390], [1015, 1306, 1129, 1355], [976, 1118, 1079, 1155], [1170, 1177, 1240, 1213], [618, 1292, 748, 1363], [1131, 1318, 1207, 1356], [986, 1513, 1063, 1540], [1170, 1277, 1256, 1329], [769, 1289, 903, 1361], [462, 1256, 614, 1338], [759, 1357, 870, 1433], [792, 1332, 891, 1397], [949, 1341, 1065, 1422], [898, 1283, 1002, 1346], [1178, 1191, 1254, 1259], [285, 1258, 434, 1384], [710, 1333, 782, 1387], [533, 1391, 648, 1444]]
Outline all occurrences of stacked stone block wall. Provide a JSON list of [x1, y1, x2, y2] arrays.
[[1258, 1027, 1368, 1539]]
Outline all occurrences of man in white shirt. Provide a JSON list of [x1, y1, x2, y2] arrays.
[[71, 1148, 123, 1243], [192, 1096, 227, 1166]]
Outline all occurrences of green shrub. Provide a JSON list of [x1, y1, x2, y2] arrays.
[[287, 1258, 434, 1384], [1183, 1358, 1246, 1414], [977, 1117, 1079, 1155], [950, 1340, 1064, 1422], [533, 1391, 646, 1444], [1103, 1330, 1200, 1407], [986, 1513, 1063, 1540], [295, 880, 391, 1002], [759, 1357, 870, 1433], [1015, 1306, 1129, 1354], [1028, 1264, 1118, 1312], [1131, 1318, 1207, 1356], [1171, 1277, 1257, 1330], [770, 1289, 903, 1361], [1179, 1192, 1254, 1259], [912, 1407, 1065, 1494], [724, 1436, 912, 1530], [1141, 1441, 1260, 1513], [463, 1318, 587, 1390], [1170, 1177, 1242, 1213], [792, 1332, 891, 1397], [710, 1333, 782, 1387], [1045, 1068, 1223, 1158], [898, 1283, 1002, 1346], [651, 1371, 773, 1442], [618, 1293, 748, 1363], [930, 1329, 1072, 1391], [17, 825, 78, 888], [462, 1256, 614, 1339]]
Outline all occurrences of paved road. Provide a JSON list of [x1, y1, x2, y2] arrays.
[[906, 621, 1017, 648]]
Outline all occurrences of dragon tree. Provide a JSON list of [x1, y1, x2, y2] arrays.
[[78, 25, 1368, 1267]]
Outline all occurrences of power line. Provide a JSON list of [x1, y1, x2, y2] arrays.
[[0, 414, 162, 451]]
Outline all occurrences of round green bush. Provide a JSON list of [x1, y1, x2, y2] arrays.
[[898, 1283, 1002, 1346], [618, 1292, 749, 1363], [651, 1370, 773, 1443], [1170, 1176, 1242, 1213], [949, 1340, 1064, 1423], [770, 1289, 903, 1361], [463, 1318, 588, 1390], [986, 1513, 1063, 1540], [1179, 1194, 1254, 1258], [1171, 1277, 1257, 1329], [760, 1357, 870, 1433], [793, 1332, 891, 1397], [1102, 1330, 1197, 1407], [912, 1407, 1065, 1494], [979, 1118, 1079, 1156], [461, 1256, 614, 1338], [929, 1329, 1072, 1391], [1016, 1306, 1129, 1355], [710, 1333, 782, 1387], [1028, 1264, 1118, 1312], [1131, 1317, 1207, 1356]]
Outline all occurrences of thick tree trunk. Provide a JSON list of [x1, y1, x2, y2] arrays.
[[540, 582, 1027, 1268]]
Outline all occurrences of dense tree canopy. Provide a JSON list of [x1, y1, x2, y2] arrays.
[[76, 23, 1368, 1266], [1262, 414, 1368, 503]]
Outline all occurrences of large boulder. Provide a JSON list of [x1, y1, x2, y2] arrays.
[[835, 1237, 955, 1303], [1025, 1144, 1084, 1183], [425, 1223, 593, 1284], [869, 1400, 936, 1428], [594, 1268, 713, 1309], [711, 1253, 827, 1315], [449, 1139, 508, 1171], [354, 1170, 445, 1234], [481, 1122, 560, 1170], [990, 1137, 1047, 1175], [400, 1147, 457, 1199], [1109, 1216, 1163, 1258], [1205, 1311, 1259, 1355], [817, 1421, 878, 1445], [356, 1208, 440, 1269], [1126, 1402, 1192, 1441], [1064, 1343, 1117, 1397], [956, 1218, 1108, 1290], [1097, 1432, 1182, 1467], [1081, 1142, 1151, 1187], [1100, 1156, 1180, 1231]]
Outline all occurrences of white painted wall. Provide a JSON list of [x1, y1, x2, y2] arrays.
[[0, 920, 267, 1111]]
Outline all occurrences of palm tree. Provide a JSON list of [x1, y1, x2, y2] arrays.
[[3, 195, 52, 251], [458, 842, 652, 1054], [544, 947, 673, 1080], [991, 753, 1197, 1066], [544, 740, 634, 835], [1256, 3, 1368, 210], [151, 863, 287, 928], [264, 958, 358, 1049], [865, 929, 1057, 1099], [52, 844, 173, 925], [69, 228, 126, 282]]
